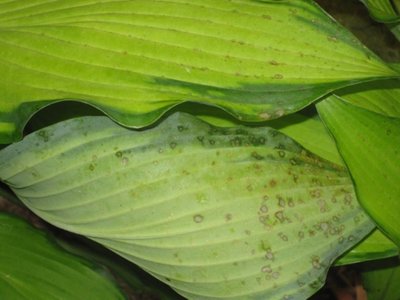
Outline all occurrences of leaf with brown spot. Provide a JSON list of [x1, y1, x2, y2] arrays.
[[0, 113, 375, 299]]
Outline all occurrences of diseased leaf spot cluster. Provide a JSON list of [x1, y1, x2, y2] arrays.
[[0, 113, 375, 300]]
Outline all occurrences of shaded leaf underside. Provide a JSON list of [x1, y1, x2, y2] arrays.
[[0, 0, 397, 143], [0, 113, 374, 299], [0, 213, 124, 300]]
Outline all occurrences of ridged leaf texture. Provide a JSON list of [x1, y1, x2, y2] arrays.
[[0, 0, 398, 143], [0, 113, 374, 299]]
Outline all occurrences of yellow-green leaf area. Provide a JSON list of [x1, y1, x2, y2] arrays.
[[0, 0, 398, 143]]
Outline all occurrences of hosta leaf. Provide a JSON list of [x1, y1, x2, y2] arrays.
[[267, 115, 344, 166], [0, 213, 124, 299], [199, 113, 344, 165], [0, 113, 374, 299], [336, 229, 399, 265], [317, 96, 400, 246], [337, 79, 400, 118], [361, 0, 400, 22], [0, 0, 398, 143]]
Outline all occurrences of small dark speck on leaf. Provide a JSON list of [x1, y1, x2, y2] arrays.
[[193, 214, 204, 223], [273, 74, 284, 79]]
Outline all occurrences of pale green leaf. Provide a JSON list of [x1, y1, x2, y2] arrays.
[[0, 213, 125, 300], [0, 113, 374, 299], [317, 96, 400, 246], [0, 0, 398, 143], [361, 0, 400, 22], [198, 112, 399, 265]]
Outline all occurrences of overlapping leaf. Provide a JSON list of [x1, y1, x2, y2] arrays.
[[0, 213, 124, 299], [361, 0, 400, 22], [317, 96, 400, 247], [336, 230, 399, 265], [0, 113, 374, 299], [337, 79, 400, 118], [0, 0, 398, 143]]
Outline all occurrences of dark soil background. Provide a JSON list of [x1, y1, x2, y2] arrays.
[[316, 0, 400, 62]]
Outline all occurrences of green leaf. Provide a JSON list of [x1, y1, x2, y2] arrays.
[[360, 257, 400, 300], [268, 115, 345, 166], [336, 229, 399, 266], [0, 0, 397, 143], [199, 113, 343, 164], [317, 96, 400, 247], [361, 0, 400, 22], [337, 79, 400, 118], [389, 22, 400, 41], [0, 213, 125, 299], [0, 113, 374, 299], [199, 113, 344, 165], [198, 112, 399, 265], [55, 234, 184, 300]]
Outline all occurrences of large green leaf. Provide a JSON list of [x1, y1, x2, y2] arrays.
[[0, 0, 397, 143], [317, 96, 400, 247], [0, 113, 374, 299], [361, 0, 400, 22], [0, 213, 125, 299], [26, 100, 400, 266]]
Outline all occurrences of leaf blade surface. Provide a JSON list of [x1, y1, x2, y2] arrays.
[[0, 213, 125, 300], [0, 113, 375, 299], [317, 96, 400, 247], [0, 0, 398, 142]]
